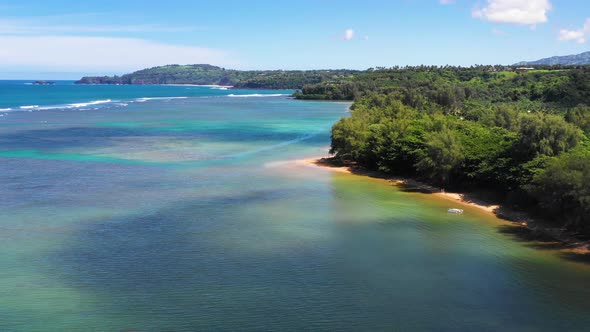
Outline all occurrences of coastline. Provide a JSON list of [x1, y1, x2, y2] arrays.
[[297, 156, 590, 257]]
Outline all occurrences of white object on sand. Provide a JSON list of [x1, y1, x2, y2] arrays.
[[448, 208, 464, 214]]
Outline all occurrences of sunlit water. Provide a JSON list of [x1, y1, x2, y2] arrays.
[[1, 82, 589, 331]]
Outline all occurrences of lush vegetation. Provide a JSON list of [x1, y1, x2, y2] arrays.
[[76, 64, 358, 89], [295, 65, 590, 105], [326, 66, 590, 235]]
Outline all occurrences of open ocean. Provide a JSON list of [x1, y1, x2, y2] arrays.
[[1, 80, 590, 331]]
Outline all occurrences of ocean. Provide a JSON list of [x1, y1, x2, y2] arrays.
[[1, 80, 590, 331]]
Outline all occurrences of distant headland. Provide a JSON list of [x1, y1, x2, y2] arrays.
[[75, 64, 359, 89]]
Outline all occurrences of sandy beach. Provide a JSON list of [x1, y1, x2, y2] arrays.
[[298, 157, 500, 212], [292, 156, 590, 256]]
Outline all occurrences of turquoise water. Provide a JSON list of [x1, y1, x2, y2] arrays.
[[0, 80, 291, 110], [1, 82, 590, 331]]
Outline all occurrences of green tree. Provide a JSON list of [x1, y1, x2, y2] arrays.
[[515, 113, 582, 160], [566, 104, 590, 134], [330, 117, 370, 161], [526, 148, 590, 231], [415, 127, 464, 185]]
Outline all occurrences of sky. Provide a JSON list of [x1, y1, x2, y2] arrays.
[[0, 0, 589, 78]]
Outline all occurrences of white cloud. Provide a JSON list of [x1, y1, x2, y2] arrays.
[[559, 18, 590, 44], [472, 0, 552, 26], [344, 29, 354, 41], [0, 36, 236, 72]]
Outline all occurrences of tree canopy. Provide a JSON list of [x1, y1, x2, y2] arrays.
[[327, 66, 590, 235]]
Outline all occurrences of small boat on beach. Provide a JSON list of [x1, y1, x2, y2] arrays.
[[448, 208, 464, 214]]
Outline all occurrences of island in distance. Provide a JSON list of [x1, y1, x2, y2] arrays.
[[32, 80, 56, 85]]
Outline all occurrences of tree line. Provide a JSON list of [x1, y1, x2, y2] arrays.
[[324, 66, 590, 235]]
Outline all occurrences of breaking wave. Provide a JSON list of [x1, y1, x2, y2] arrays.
[[227, 94, 289, 98]]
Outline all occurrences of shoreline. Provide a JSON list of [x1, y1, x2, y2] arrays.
[[298, 156, 590, 257]]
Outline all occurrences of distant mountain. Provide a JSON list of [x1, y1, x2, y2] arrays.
[[76, 64, 359, 89], [516, 51, 590, 66]]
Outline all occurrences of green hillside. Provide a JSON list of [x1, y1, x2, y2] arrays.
[[76, 64, 358, 89]]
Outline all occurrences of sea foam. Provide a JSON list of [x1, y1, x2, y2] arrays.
[[227, 94, 288, 98], [11, 96, 188, 112], [68, 99, 112, 108], [15, 99, 118, 112], [135, 97, 188, 102]]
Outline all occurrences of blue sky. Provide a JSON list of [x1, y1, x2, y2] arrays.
[[0, 0, 589, 78]]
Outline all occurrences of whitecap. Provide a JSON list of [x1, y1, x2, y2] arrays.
[[0, 108, 12, 112], [135, 96, 188, 102], [68, 99, 112, 108], [19, 105, 39, 109], [163, 84, 233, 88], [37, 106, 65, 110], [227, 94, 288, 98]]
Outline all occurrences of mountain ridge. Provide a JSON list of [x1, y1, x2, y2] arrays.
[[516, 51, 590, 66]]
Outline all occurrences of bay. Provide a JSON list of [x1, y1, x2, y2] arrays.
[[1, 82, 589, 331]]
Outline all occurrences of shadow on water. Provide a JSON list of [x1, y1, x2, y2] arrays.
[[44, 189, 351, 330], [50, 189, 285, 285], [0, 127, 155, 150], [559, 252, 590, 264], [0, 126, 325, 152], [497, 224, 562, 246], [316, 157, 590, 265], [22, 169, 590, 331], [497, 225, 590, 264]]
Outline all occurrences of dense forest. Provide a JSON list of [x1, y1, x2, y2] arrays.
[[319, 66, 590, 235], [76, 64, 358, 89]]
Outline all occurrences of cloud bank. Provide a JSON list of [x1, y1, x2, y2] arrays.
[[473, 0, 552, 26]]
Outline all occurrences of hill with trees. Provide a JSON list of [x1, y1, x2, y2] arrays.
[[76, 64, 358, 89], [319, 66, 590, 236]]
